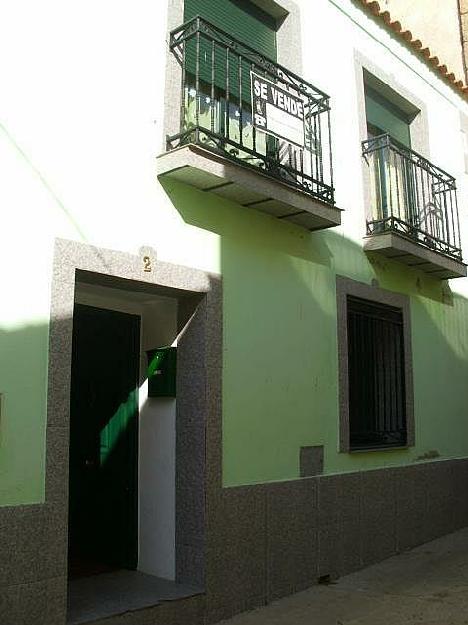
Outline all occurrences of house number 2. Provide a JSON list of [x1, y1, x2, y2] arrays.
[[143, 256, 152, 272]]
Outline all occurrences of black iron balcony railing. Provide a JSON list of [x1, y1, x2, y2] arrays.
[[168, 16, 335, 205], [362, 134, 462, 260]]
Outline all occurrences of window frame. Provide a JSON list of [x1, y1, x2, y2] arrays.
[[336, 276, 415, 453], [353, 53, 430, 230], [163, 0, 302, 152]]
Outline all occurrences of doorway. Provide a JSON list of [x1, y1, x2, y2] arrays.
[[68, 304, 140, 578]]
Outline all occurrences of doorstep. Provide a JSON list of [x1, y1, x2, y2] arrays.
[[67, 570, 204, 625]]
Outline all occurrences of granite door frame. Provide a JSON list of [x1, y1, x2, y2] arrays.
[[42, 237, 222, 623]]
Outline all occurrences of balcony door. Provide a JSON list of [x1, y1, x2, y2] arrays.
[[183, 0, 278, 162], [365, 87, 416, 230]]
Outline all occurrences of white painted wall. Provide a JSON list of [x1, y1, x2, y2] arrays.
[[74, 284, 178, 580], [2, 0, 468, 333], [138, 299, 178, 580], [138, 394, 176, 579]]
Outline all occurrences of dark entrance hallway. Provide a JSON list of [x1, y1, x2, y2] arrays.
[[68, 304, 140, 578]]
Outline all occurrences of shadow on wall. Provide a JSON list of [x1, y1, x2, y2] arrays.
[[160, 176, 468, 484]]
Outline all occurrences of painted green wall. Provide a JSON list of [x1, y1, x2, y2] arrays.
[[3, 0, 468, 507], [3, 175, 468, 505], [0, 323, 48, 504], [3, 173, 468, 505], [163, 178, 468, 486]]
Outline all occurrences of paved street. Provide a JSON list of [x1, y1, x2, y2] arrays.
[[219, 528, 468, 625]]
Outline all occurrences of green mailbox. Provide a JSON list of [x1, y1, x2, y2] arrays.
[[146, 347, 177, 398]]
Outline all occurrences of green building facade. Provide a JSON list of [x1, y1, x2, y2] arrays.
[[1, 0, 468, 623]]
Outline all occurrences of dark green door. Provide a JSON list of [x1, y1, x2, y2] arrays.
[[68, 305, 140, 577]]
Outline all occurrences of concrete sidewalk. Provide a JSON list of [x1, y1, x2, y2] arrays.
[[219, 528, 468, 625]]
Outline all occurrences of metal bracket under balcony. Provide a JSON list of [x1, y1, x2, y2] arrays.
[[362, 134, 466, 279], [157, 143, 342, 230], [158, 16, 341, 231]]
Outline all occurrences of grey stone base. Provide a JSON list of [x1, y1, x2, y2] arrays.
[[204, 458, 468, 623], [1, 458, 468, 624], [0, 504, 68, 625]]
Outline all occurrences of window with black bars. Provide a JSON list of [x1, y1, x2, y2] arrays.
[[347, 296, 407, 450]]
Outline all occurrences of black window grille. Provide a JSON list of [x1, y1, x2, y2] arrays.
[[347, 296, 407, 450]]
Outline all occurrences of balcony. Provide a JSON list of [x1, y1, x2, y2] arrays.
[[157, 17, 342, 231], [362, 134, 466, 279]]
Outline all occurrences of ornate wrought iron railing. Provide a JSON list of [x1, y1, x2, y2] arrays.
[[168, 16, 335, 205], [362, 134, 462, 260]]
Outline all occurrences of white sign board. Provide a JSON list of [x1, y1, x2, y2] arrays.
[[250, 71, 305, 148]]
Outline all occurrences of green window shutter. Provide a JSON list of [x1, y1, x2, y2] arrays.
[[365, 87, 411, 148], [184, 0, 277, 61], [183, 0, 277, 104]]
